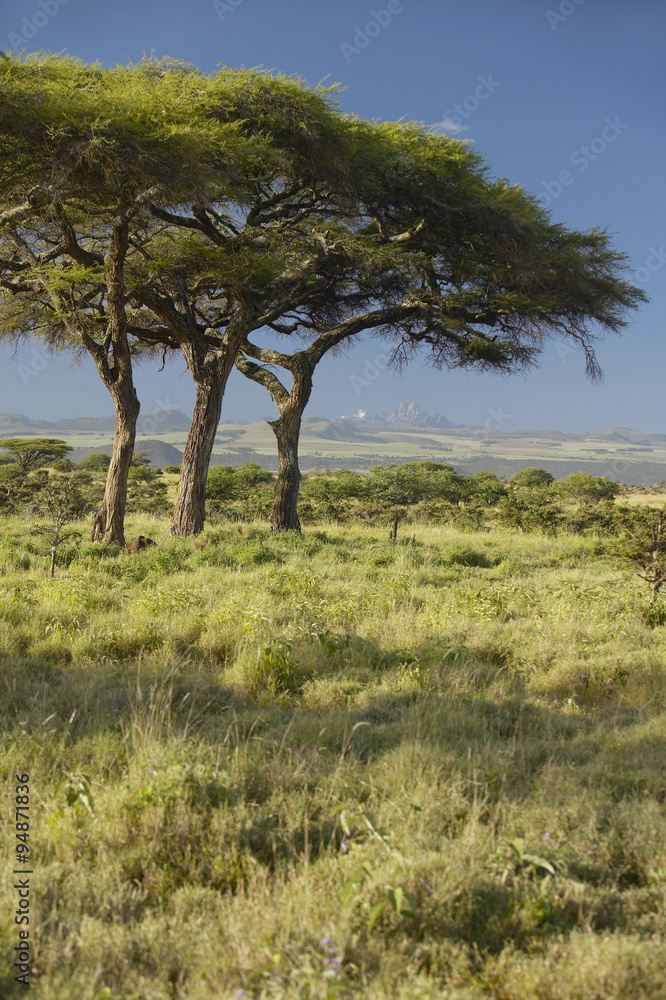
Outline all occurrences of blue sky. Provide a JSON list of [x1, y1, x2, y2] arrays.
[[1, 0, 664, 432]]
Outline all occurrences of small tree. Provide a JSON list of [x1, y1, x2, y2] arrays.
[[558, 472, 621, 504], [33, 473, 95, 577], [0, 438, 71, 472], [616, 507, 666, 603]]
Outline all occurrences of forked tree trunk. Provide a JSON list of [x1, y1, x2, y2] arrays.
[[269, 365, 313, 532], [270, 405, 303, 532], [171, 373, 225, 535], [90, 385, 140, 545], [235, 353, 314, 533]]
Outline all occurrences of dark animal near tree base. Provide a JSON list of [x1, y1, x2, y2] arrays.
[[126, 536, 157, 553]]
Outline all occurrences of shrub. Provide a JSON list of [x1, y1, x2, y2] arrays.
[[509, 467, 555, 488], [78, 452, 111, 470], [206, 466, 238, 501], [614, 506, 666, 602], [558, 472, 621, 504]]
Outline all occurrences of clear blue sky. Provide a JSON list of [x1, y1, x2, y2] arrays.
[[1, 0, 664, 432]]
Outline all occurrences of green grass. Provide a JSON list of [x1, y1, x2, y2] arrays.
[[1, 515, 665, 998]]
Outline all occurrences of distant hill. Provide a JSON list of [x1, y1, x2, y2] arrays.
[[0, 410, 192, 435], [70, 440, 184, 469], [301, 417, 389, 443]]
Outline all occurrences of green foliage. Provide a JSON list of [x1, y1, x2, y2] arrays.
[[509, 467, 555, 489], [466, 471, 508, 504], [35, 472, 94, 520], [0, 464, 22, 482], [206, 464, 275, 521], [558, 472, 621, 504], [78, 453, 111, 471], [206, 465, 239, 502], [0, 437, 71, 471], [235, 462, 275, 489], [29, 471, 100, 576], [496, 486, 562, 534], [127, 465, 159, 483], [614, 506, 666, 602]]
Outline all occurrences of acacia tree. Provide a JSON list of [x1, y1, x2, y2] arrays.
[[231, 122, 647, 530], [0, 437, 71, 471], [0, 54, 252, 544]]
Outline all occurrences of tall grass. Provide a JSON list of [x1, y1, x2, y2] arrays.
[[1, 514, 665, 998]]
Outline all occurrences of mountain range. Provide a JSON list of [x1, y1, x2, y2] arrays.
[[338, 401, 459, 429]]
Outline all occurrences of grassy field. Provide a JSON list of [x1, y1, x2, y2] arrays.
[[1, 515, 666, 998]]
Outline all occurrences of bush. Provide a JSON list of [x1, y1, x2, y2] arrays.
[[614, 505, 666, 602], [78, 453, 111, 471], [557, 472, 621, 504], [509, 467, 555, 488], [495, 488, 562, 533], [0, 464, 23, 482], [206, 466, 238, 502]]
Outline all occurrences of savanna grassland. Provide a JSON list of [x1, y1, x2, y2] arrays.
[[1, 515, 666, 999]]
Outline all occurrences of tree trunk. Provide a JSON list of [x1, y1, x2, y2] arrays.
[[270, 405, 303, 532], [89, 217, 138, 548], [234, 349, 316, 533], [171, 367, 226, 536], [91, 385, 140, 545]]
